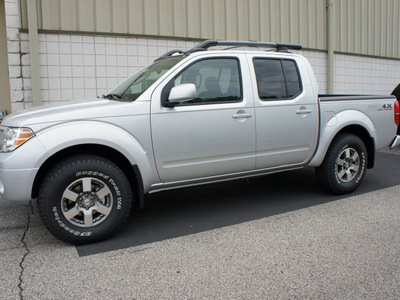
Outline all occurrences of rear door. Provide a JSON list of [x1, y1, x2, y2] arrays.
[[248, 54, 319, 169], [151, 54, 256, 182]]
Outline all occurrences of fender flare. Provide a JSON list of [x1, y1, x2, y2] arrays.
[[34, 120, 158, 191], [308, 110, 376, 167]]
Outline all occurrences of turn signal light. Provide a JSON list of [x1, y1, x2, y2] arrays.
[[15, 128, 35, 146]]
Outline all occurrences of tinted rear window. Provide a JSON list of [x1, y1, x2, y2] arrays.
[[282, 60, 301, 98], [253, 58, 302, 100]]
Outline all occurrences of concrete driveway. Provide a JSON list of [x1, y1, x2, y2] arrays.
[[1, 151, 400, 299]]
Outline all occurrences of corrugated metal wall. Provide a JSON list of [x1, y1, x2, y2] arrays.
[[336, 0, 400, 58], [19, 0, 400, 58]]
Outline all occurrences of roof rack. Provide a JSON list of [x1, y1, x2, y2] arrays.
[[154, 49, 185, 62], [187, 40, 302, 53], [155, 40, 302, 61]]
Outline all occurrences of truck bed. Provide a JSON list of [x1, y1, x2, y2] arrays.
[[317, 94, 397, 152], [319, 94, 399, 135]]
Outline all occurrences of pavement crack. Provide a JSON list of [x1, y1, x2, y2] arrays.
[[18, 207, 31, 300]]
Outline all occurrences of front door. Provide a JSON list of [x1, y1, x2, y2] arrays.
[[151, 55, 256, 183]]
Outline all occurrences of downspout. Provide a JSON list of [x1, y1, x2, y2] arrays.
[[27, 0, 41, 106], [327, 0, 335, 94], [0, 0, 11, 115]]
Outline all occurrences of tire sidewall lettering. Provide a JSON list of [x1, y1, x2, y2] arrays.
[[76, 171, 109, 180], [52, 206, 92, 237], [354, 152, 365, 184]]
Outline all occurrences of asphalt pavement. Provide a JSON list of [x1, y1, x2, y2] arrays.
[[1, 150, 400, 299]]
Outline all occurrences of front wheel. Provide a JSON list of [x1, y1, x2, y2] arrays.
[[316, 134, 368, 194], [38, 155, 133, 244]]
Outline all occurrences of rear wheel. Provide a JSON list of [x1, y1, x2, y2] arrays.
[[316, 134, 367, 194], [38, 155, 132, 244]]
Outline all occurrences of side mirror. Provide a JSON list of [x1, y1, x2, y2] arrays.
[[165, 83, 196, 107]]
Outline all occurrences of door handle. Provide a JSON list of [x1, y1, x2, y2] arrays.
[[232, 113, 253, 119], [296, 108, 313, 114]]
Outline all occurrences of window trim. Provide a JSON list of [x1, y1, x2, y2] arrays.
[[252, 57, 303, 101], [161, 56, 243, 107]]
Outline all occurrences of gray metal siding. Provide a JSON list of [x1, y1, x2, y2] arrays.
[[336, 0, 400, 58], [19, 0, 400, 58]]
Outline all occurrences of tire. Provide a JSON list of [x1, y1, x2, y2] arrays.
[[316, 133, 367, 195], [38, 155, 133, 244]]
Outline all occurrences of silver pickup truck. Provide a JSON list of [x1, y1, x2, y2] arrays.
[[1, 40, 399, 244]]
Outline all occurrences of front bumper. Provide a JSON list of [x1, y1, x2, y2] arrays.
[[0, 134, 47, 205], [390, 136, 400, 149], [0, 167, 38, 204]]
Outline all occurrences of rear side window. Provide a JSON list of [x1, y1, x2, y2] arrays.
[[253, 58, 302, 100], [282, 60, 302, 97]]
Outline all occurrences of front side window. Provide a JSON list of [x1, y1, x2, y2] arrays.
[[165, 58, 242, 105], [253, 58, 302, 100]]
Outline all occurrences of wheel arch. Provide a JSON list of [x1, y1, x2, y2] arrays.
[[309, 123, 375, 168], [337, 125, 375, 168], [31, 144, 144, 209]]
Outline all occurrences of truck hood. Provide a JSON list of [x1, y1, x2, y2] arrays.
[[2, 98, 140, 128]]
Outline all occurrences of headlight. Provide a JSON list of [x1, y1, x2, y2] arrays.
[[0, 127, 35, 152]]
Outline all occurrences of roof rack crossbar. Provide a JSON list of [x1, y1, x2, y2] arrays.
[[187, 40, 302, 53]]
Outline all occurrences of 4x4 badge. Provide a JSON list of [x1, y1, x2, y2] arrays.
[[379, 104, 393, 111]]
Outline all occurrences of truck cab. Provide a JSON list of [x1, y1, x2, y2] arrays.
[[149, 50, 319, 183]]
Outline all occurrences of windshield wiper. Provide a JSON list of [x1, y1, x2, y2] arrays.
[[102, 94, 122, 100]]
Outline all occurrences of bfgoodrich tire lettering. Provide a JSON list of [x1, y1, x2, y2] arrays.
[[38, 155, 132, 244], [316, 133, 367, 194]]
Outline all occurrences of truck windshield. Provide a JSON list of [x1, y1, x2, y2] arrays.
[[105, 56, 184, 101]]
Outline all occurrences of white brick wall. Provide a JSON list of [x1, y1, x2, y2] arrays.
[[5, 0, 23, 112], [4, 0, 400, 112], [334, 54, 400, 95], [12, 31, 198, 110], [298, 50, 328, 94], [294, 51, 400, 95]]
